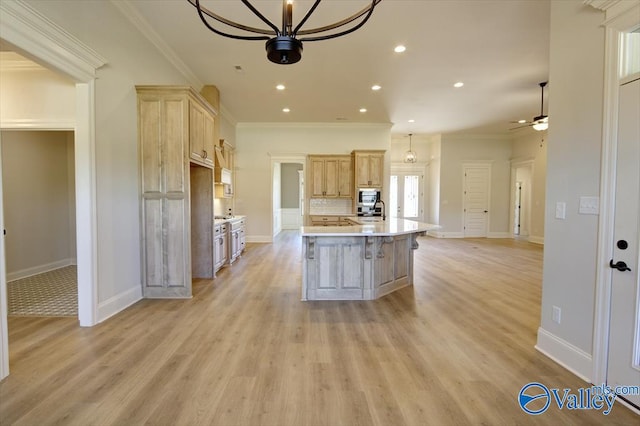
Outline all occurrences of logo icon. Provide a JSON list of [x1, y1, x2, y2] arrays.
[[519, 382, 551, 415]]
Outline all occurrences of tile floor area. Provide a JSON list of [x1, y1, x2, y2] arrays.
[[8, 266, 77, 317]]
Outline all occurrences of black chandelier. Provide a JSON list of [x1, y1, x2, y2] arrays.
[[188, 0, 382, 65]]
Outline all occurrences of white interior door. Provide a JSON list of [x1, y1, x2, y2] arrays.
[[464, 166, 490, 237], [390, 171, 424, 221], [607, 76, 640, 407]]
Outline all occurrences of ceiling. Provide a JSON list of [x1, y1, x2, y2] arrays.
[[19, 0, 553, 136]]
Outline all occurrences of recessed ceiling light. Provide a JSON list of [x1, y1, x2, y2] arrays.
[[371, 85, 381, 91], [518, 119, 527, 124], [454, 82, 464, 88], [408, 119, 415, 123], [359, 108, 367, 113], [282, 108, 290, 113], [276, 84, 285, 90], [394, 45, 406, 53]]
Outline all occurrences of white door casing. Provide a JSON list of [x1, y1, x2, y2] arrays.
[[0, 134, 8, 380], [0, 0, 107, 379], [592, 0, 640, 396], [510, 160, 534, 238], [607, 76, 640, 407], [463, 165, 491, 238]]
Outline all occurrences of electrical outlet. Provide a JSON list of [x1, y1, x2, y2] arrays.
[[552, 306, 561, 324], [555, 202, 566, 219]]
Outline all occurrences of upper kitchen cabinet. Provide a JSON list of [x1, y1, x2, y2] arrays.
[[215, 139, 234, 198], [189, 100, 216, 168], [136, 86, 216, 298], [353, 150, 385, 188], [308, 155, 352, 198]]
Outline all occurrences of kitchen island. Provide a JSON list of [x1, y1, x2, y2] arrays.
[[300, 219, 439, 301]]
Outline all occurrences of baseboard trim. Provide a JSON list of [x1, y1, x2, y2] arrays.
[[7, 258, 75, 282], [528, 236, 544, 245], [488, 232, 512, 238], [535, 327, 592, 383], [97, 286, 142, 324], [427, 231, 464, 238]]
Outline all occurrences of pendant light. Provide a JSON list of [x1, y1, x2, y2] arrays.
[[188, 0, 382, 65], [404, 133, 417, 163]]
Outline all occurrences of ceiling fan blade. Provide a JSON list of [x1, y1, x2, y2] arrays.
[[509, 123, 533, 130]]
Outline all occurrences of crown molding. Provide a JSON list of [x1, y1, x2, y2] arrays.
[[0, 118, 75, 130], [441, 133, 512, 142], [236, 122, 393, 130], [110, 0, 203, 89], [584, 0, 623, 10], [0, 0, 106, 82], [0, 52, 46, 72]]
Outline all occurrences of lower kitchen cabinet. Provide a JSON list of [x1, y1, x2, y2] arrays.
[[214, 217, 246, 272], [229, 217, 246, 264], [214, 223, 228, 274]]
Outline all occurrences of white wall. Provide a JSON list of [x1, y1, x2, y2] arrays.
[[0, 52, 75, 129], [438, 134, 512, 236], [537, 0, 605, 376], [428, 137, 441, 225], [1, 131, 76, 280], [236, 123, 391, 241], [20, 0, 194, 312]]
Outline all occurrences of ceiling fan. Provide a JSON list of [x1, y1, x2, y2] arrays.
[[510, 81, 549, 131]]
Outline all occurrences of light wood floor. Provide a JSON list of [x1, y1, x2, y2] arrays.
[[0, 232, 636, 425]]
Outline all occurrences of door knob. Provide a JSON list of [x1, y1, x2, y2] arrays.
[[609, 259, 632, 272]]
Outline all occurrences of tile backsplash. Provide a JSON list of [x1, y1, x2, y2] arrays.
[[309, 198, 353, 215]]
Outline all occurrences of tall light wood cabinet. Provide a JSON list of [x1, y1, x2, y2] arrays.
[[137, 86, 217, 298], [353, 150, 384, 188], [308, 155, 352, 198]]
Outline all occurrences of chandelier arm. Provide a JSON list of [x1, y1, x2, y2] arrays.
[[299, 0, 379, 42], [188, 0, 274, 37], [292, 0, 322, 36], [241, 0, 281, 36], [297, 0, 380, 37]]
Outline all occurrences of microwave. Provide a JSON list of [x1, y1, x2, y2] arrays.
[[358, 188, 380, 206]]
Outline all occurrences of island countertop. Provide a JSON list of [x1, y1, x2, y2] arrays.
[[300, 218, 439, 237]]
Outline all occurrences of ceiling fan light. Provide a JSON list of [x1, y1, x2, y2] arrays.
[[532, 116, 548, 131]]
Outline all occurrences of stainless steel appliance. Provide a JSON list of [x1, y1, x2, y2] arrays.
[[357, 188, 382, 217]]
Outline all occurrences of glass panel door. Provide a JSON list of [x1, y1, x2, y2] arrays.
[[390, 172, 423, 221]]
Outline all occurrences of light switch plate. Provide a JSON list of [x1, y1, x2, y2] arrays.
[[555, 202, 566, 219], [579, 196, 599, 215]]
